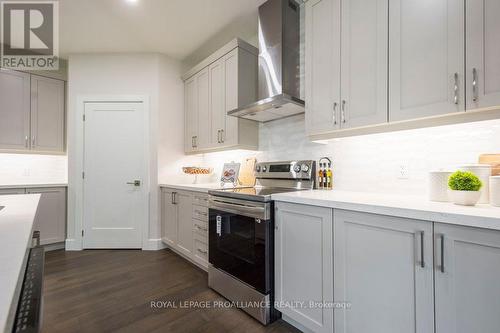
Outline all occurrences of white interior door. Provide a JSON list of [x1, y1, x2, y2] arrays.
[[83, 101, 147, 249]]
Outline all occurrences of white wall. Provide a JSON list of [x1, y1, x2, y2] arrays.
[[197, 115, 500, 196], [0, 154, 67, 185], [67, 53, 187, 250]]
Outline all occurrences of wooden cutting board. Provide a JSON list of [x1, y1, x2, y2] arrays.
[[238, 157, 257, 186], [479, 154, 500, 175]]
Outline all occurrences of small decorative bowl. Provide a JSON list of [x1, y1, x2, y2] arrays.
[[182, 167, 213, 175]]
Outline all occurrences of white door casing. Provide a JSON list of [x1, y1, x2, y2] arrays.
[[82, 101, 147, 249]]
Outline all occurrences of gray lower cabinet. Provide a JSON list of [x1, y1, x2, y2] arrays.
[[26, 187, 66, 245], [275, 202, 334, 333], [160, 188, 208, 270], [434, 223, 500, 333], [0, 188, 26, 195], [333, 209, 434, 333], [0, 187, 66, 245]]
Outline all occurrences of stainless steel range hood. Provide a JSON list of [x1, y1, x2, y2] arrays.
[[227, 0, 304, 122]]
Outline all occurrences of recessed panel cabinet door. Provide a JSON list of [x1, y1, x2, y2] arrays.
[[223, 48, 239, 146], [184, 76, 198, 153], [305, 0, 341, 135], [161, 189, 177, 247], [435, 223, 500, 333], [27, 187, 66, 245], [209, 58, 225, 146], [31, 75, 65, 152], [389, 0, 464, 121], [340, 0, 388, 128], [275, 202, 333, 333], [175, 191, 193, 258], [466, 0, 500, 109], [334, 210, 434, 333], [0, 70, 30, 150], [196, 68, 211, 149]]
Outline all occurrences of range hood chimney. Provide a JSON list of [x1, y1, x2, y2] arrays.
[[227, 0, 304, 122]]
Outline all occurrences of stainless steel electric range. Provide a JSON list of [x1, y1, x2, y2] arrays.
[[207, 160, 316, 325]]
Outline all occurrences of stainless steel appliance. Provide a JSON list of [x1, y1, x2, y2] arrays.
[[12, 231, 44, 333], [227, 0, 304, 122], [208, 160, 315, 324]]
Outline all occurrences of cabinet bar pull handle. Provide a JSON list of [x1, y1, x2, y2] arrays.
[[197, 248, 208, 254], [218, 130, 221, 143], [453, 73, 459, 105], [25, 136, 29, 148], [420, 231, 425, 268], [472, 68, 478, 102], [221, 129, 224, 143], [341, 100, 346, 123], [439, 234, 445, 273], [31, 136, 35, 147], [172, 192, 177, 205], [333, 102, 338, 125]]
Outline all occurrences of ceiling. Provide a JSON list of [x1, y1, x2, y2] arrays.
[[59, 0, 265, 60]]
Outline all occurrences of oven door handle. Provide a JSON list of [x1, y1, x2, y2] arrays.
[[210, 200, 269, 220]]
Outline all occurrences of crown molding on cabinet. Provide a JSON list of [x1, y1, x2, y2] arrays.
[[181, 38, 258, 81]]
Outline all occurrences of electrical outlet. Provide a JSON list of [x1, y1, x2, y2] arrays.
[[23, 169, 31, 177], [398, 164, 409, 179]]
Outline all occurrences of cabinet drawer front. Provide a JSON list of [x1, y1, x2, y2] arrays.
[[193, 194, 209, 207], [193, 235, 209, 264], [193, 219, 208, 238], [192, 205, 208, 220]]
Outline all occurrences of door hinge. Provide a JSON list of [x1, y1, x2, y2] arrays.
[[83, 114, 86, 121], [82, 172, 85, 179], [81, 229, 84, 237]]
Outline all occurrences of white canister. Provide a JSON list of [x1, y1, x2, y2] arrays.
[[458, 164, 492, 204], [490, 176, 500, 207], [429, 171, 452, 202]]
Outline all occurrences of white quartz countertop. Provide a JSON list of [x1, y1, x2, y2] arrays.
[[159, 183, 224, 193], [0, 183, 67, 189], [0, 194, 41, 332], [272, 190, 500, 231]]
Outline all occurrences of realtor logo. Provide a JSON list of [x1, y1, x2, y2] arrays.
[[1, 1, 59, 70]]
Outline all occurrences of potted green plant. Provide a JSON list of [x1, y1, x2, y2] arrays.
[[448, 170, 483, 206]]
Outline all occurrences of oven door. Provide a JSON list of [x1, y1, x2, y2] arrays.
[[208, 196, 273, 294]]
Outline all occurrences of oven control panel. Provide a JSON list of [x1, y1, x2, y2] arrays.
[[254, 160, 315, 180]]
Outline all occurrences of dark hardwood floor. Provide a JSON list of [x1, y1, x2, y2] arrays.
[[42, 249, 301, 333]]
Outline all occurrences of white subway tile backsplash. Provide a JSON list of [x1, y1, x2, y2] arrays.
[[0, 154, 67, 185], [199, 115, 500, 196]]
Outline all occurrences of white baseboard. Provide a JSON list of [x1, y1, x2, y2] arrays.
[[65, 238, 82, 251], [143, 238, 167, 251], [282, 314, 314, 333], [43, 242, 65, 252]]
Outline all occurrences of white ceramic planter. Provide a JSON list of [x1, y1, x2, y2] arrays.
[[490, 176, 500, 207], [458, 164, 492, 204], [449, 190, 481, 206], [429, 171, 452, 202]]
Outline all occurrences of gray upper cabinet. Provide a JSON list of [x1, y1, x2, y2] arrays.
[[183, 39, 258, 154], [334, 210, 434, 333], [31, 75, 65, 152], [306, 0, 388, 135], [434, 223, 500, 333], [0, 70, 30, 150], [389, 0, 464, 121], [466, 0, 500, 110], [340, 0, 388, 128], [0, 69, 65, 153], [305, 0, 341, 135]]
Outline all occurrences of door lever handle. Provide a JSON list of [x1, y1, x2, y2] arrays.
[[126, 180, 141, 186]]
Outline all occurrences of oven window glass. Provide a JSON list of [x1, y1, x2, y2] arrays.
[[209, 208, 272, 294]]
